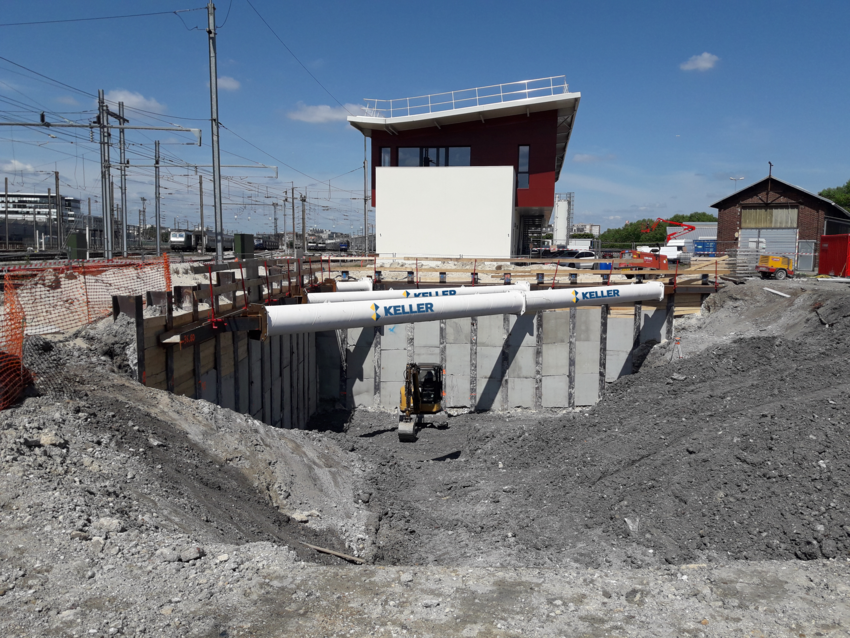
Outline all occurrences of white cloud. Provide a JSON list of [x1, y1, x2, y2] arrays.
[[287, 102, 364, 124], [55, 95, 80, 106], [680, 52, 719, 71], [2, 159, 36, 173], [217, 76, 241, 91], [573, 153, 617, 163], [103, 89, 166, 113]]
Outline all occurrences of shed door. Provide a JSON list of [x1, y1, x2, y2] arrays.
[[797, 240, 815, 272], [738, 228, 798, 258]]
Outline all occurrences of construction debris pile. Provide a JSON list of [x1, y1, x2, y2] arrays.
[[0, 277, 848, 637]]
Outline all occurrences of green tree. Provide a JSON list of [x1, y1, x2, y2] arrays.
[[599, 212, 717, 247], [819, 179, 850, 210]]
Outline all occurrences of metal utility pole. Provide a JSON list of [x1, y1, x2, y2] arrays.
[[291, 186, 296, 255], [111, 179, 117, 254], [97, 89, 113, 259], [140, 197, 147, 248], [4, 177, 8, 250], [272, 201, 278, 242], [119, 102, 128, 257], [155, 140, 161, 256], [54, 171, 62, 248], [47, 188, 52, 248], [363, 136, 369, 254], [301, 194, 307, 255], [198, 175, 205, 253], [87, 198, 91, 254], [206, 1, 224, 263]]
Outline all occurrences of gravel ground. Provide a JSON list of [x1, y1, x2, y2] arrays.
[[1, 278, 848, 637]]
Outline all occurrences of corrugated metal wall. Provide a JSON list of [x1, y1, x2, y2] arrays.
[[739, 228, 799, 256]]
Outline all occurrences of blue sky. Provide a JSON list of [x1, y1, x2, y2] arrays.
[[1, 0, 848, 234]]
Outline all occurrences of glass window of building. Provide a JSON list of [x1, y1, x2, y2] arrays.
[[398, 148, 419, 167], [448, 147, 471, 166], [381, 148, 391, 167], [517, 145, 529, 189]]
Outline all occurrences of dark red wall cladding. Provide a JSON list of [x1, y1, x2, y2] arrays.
[[370, 110, 557, 208]]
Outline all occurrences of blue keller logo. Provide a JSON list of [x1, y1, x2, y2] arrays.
[[580, 289, 621, 301], [373, 301, 436, 320]]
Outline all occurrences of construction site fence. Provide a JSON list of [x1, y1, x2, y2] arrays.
[[0, 255, 172, 410]]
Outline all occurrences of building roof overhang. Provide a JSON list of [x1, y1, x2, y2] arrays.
[[348, 91, 581, 182], [710, 176, 850, 219]]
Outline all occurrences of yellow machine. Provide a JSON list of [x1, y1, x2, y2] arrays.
[[397, 363, 443, 442], [756, 255, 794, 280]]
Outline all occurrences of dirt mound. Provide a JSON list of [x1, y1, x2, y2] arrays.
[[334, 281, 850, 569]]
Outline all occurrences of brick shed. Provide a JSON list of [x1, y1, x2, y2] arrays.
[[711, 175, 850, 271]]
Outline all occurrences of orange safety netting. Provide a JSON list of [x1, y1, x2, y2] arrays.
[[0, 255, 171, 410]]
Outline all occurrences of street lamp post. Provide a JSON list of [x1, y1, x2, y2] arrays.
[[730, 177, 745, 191]]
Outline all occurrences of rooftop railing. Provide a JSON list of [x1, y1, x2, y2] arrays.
[[360, 76, 569, 119]]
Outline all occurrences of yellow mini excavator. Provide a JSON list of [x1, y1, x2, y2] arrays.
[[397, 363, 443, 442]]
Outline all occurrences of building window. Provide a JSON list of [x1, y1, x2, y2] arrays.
[[517, 145, 529, 189], [449, 147, 470, 166], [741, 207, 798, 228], [398, 148, 419, 167], [396, 147, 471, 167], [381, 148, 391, 167]]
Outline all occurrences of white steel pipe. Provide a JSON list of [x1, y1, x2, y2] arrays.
[[524, 282, 664, 312], [307, 282, 530, 304], [265, 283, 665, 336], [334, 277, 372, 292], [267, 291, 527, 335]]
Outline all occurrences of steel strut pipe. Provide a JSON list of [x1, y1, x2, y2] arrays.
[[307, 282, 531, 304], [265, 282, 665, 337], [334, 277, 373, 292], [524, 281, 664, 311]]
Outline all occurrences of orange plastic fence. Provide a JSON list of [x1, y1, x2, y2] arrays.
[[0, 255, 171, 410]]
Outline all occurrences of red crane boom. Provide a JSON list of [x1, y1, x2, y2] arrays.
[[641, 218, 697, 242]]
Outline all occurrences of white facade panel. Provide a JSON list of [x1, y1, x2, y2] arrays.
[[376, 166, 515, 258]]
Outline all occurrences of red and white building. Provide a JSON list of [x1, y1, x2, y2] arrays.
[[347, 77, 580, 257]]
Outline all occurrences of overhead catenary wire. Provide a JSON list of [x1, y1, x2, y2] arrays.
[[243, 0, 353, 115], [0, 8, 206, 28]]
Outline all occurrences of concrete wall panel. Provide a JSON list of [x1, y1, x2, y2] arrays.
[[508, 378, 535, 408], [575, 373, 599, 406], [542, 375, 569, 408], [641, 308, 665, 343], [576, 307, 602, 340], [477, 315, 504, 347], [381, 381, 403, 409], [446, 375, 470, 408], [446, 343, 471, 377], [414, 320, 441, 347], [446, 318, 471, 343], [606, 350, 631, 382], [543, 311, 570, 344], [380, 349, 408, 383], [477, 346, 502, 378], [381, 324, 407, 350], [507, 313, 536, 347], [575, 341, 601, 375], [414, 347, 440, 365], [507, 346, 536, 379], [542, 343, 570, 376]]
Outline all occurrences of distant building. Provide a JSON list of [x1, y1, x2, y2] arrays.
[[0, 192, 88, 244], [711, 175, 850, 270], [348, 76, 580, 257], [571, 223, 600, 237]]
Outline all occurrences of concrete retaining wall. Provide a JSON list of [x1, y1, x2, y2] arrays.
[[317, 305, 665, 411]]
